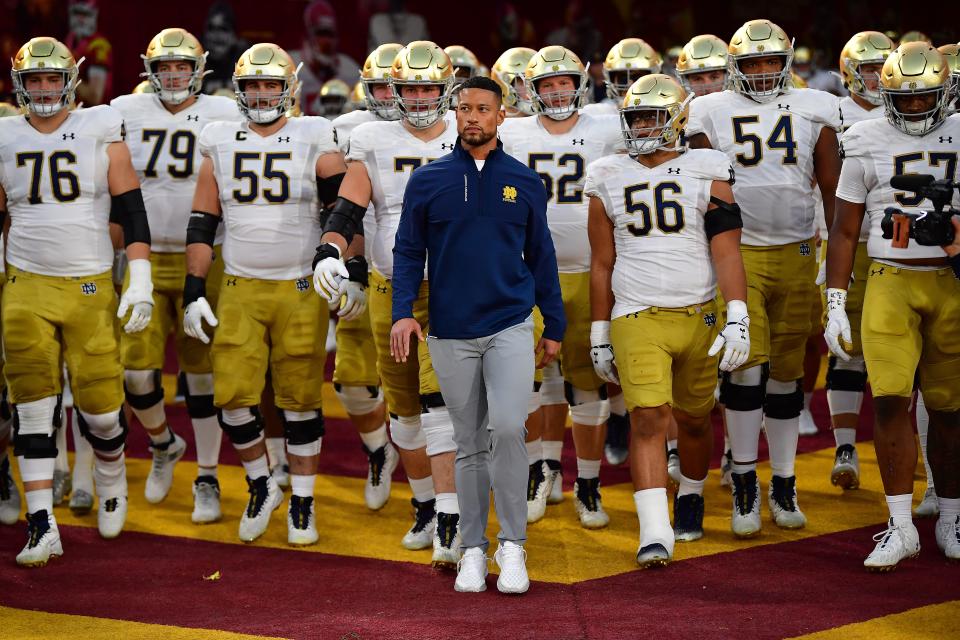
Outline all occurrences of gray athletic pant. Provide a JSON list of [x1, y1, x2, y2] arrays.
[[427, 317, 534, 551]]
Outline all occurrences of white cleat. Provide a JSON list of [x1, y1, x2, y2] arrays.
[[0, 457, 22, 525], [914, 487, 939, 518], [16, 510, 63, 567], [494, 541, 529, 594], [401, 498, 436, 550], [573, 478, 610, 529], [527, 461, 550, 524], [270, 463, 290, 490], [830, 445, 860, 490], [287, 495, 318, 546], [432, 512, 462, 570], [798, 409, 818, 436], [768, 475, 807, 530], [720, 450, 733, 488], [364, 442, 398, 511], [238, 475, 283, 543], [731, 470, 762, 539], [454, 547, 488, 592], [144, 433, 187, 504], [864, 518, 920, 572], [52, 469, 72, 505], [666, 448, 681, 490], [69, 489, 95, 516], [546, 465, 564, 504], [191, 476, 222, 524], [935, 515, 960, 561], [97, 496, 128, 539]]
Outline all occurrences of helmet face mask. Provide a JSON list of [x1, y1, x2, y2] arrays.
[[880, 42, 952, 136], [845, 59, 884, 105], [676, 34, 729, 96], [142, 28, 209, 106], [232, 43, 300, 124], [491, 47, 536, 115], [839, 32, 895, 107], [883, 87, 949, 135], [15, 70, 73, 117], [678, 68, 727, 95], [727, 20, 794, 103], [619, 74, 691, 156], [390, 41, 454, 129], [12, 37, 82, 118], [729, 52, 792, 102], [525, 46, 589, 121], [361, 43, 403, 120], [392, 81, 450, 128]]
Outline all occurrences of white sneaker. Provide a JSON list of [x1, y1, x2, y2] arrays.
[[97, 496, 128, 539], [864, 518, 920, 572], [0, 457, 21, 525], [364, 442, 398, 511], [731, 470, 761, 538], [720, 450, 733, 488], [52, 469, 72, 505], [527, 461, 549, 524], [16, 510, 62, 567], [401, 498, 436, 550], [573, 477, 610, 529], [144, 433, 187, 504], [432, 512, 462, 570], [914, 487, 939, 518], [271, 463, 290, 490], [830, 445, 860, 490], [798, 409, 818, 436], [238, 475, 283, 543], [768, 475, 807, 529], [69, 489, 95, 516], [935, 514, 960, 560], [494, 541, 529, 594], [546, 465, 564, 504], [287, 495, 318, 546], [191, 476, 222, 524], [454, 547, 488, 592], [666, 448, 681, 490]]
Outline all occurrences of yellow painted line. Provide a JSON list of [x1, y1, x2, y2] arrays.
[[787, 600, 959, 640], [0, 605, 288, 640]]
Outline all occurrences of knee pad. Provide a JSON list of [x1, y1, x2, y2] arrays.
[[282, 409, 324, 457], [763, 378, 803, 420], [78, 409, 128, 453], [390, 415, 426, 451], [334, 383, 383, 416], [12, 396, 59, 459], [540, 361, 565, 405], [565, 384, 610, 426], [421, 407, 456, 456], [527, 382, 542, 416], [720, 364, 768, 411], [184, 373, 217, 419], [825, 356, 867, 392], [218, 406, 264, 449], [123, 369, 164, 410]]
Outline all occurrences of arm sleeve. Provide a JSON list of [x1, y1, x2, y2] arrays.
[[390, 172, 429, 323], [523, 174, 566, 342]]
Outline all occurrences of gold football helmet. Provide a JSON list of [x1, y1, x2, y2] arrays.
[[525, 45, 589, 120], [602, 38, 662, 101], [444, 45, 481, 85], [839, 31, 895, 106], [390, 40, 454, 128], [141, 27, 207, 105], [880, 42, 951, 136], [132, 79, 156, 94], [789, 71, 807, 88], [899, 31, 932, 46], [0, 101, 21, 117], [319, 78, 350, 117], [349, 81, 365, 111], [938, 44, 960, 113], [492, 47, 536, 115], [11, 36, 82, 117], [286, 82, 302, 118], [233, 43, 300, 124], [728, 19, 794, 102], [360, 42, 402, 120], [675, 34, 729, 95], [619, 73, 691, 155]]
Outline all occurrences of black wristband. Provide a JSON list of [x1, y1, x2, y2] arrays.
[[312, 243, 340, 270], [345, 255, 369, 287], [182, 274, 207, 308]]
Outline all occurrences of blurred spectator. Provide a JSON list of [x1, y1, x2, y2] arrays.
[[291, 0, 360, 116], [64, 0, 112, 105], [201, 0, 248, 94], [794, 46, 846, 96], [490, 2, 536, 53], [544, 1, 603, 63], [367, 0, 429, 51]]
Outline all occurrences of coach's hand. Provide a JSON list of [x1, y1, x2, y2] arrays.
[[589, 320, 619, 383], [118, 258, 154, 334], [184, 298, 219, 345], [391, 318, 424, 363], [536, 338, 561, 369], [824, 288, 852, 361]]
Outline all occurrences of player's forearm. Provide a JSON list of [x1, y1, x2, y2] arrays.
[[125, 242, 149, 261], [185, 244, 213, 279], [825, 199, 862, 289], [711, 231, 747, 304], [589, 265, 614, 322]]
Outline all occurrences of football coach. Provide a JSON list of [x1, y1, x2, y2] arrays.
[[389, 76, 565, 595]]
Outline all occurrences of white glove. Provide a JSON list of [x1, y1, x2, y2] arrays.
[[184, 297, 219, 344], [708, 300, 750, 372], [333, 280, 367, 322], [589, 320, 620, 385], [815, 259, 826, 286], [824, 288, 852, 361], [117, 258, 153, 334], [313, 243, 348, 304]]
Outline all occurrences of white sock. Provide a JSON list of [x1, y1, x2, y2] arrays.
[[938, 497, 960, 521], [525, 438, 542, 464], [666, 439, 678, 453], [147, 425, 173, 446], [93, 452, 127, 499], [291, 474, 316, 498], [242, 454, 270, 481], [435, 492, 459, 515], [726, 407, 762, 471], [265, 437, 287, 468], [25, 489, 54, 515], [916, 394, 934, 490], [886, 494, 913, 527], [577, 457, 600, 480], [803, 391, 813, 411], [17, 455, 55, 484], [359, 424, 388, 451], [765, 417, 799, 478], [70, 410, 94, 492], [633, 488, 674, 552], [678, 473, 706, 498], [833, 427, 857, 449], [408, 475, 435, 503], [542, 440, 563, 463], [609, 393, 626, 416], [192, 415, 222, 475]]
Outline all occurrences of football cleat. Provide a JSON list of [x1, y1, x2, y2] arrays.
[[545, 461, 564, 504], [830, 444, 860, 490], [401, 497, 436, 550], [144, 432, 187, 504], [494, 541, 529, 594], [455, 547, 488, 592], [798, 409, 818, 436], [287, 495, 318, 546], [69, 489, 94, 516], [864, 518, 920, 572], [914, 487, 939, 518], [526, 461, 550, 523], [97, 496, 128, 539], [573, 477, 610, 529], [363, 442, 398, 511], [720, 449, 733, 487], [666, 448, 681, 489], [673, 493, 705, 542], [731, 470, 761, 538], [432, 512, 462, 570], [935, 514, 960, 561], [636, 542, 672, 569], [271, 463, 291, 490], [191, 476, 222, 524], [52, 469, 72, 505], [238, 475, 283, 543], [0, 457, 22, 525], [769, 475, 807, 529], [16, 510, 62, 567], [604, 412, 630, 466]]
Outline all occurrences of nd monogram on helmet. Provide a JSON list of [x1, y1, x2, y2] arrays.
[[727, 19, 794, 103], [524, 45, 589, 121]]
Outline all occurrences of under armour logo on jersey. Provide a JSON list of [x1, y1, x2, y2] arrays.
[[940, 136, 953, 143], [440, 143, 455, 150], [278, 136, 290, 143], [80, 282, 97, 295], [667, 168, 681, 175], [186, 114, 200, 121], [226, 278, 237, 287], [778, 103, 791, 111], [295, 278, 310, 292], [870, 266, 885, 277], [376, 283, 388, 294], [62, 133, 75, 140], [799, 242, 811, 257], [572, 139, 584, 145], [703, 313, 717, 327]]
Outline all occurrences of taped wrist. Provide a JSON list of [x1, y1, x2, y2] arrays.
[[322, 196, 367, 245], [186, 211, 220, 247], [114, 189, 151, 246], [317, 172, 345, 205], [182, 274, 207, 308], [705, 197, 743, 239], [345, 255, 369, 287]]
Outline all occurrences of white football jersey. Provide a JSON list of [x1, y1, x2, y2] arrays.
[[585, 149, 732, 317], [347, 115, 458, 279], [333, 108, 380, 256], [500, 112, 623, 272], [199, 116, 339, 280], [688, 87, 842, 246], [0, 106, 120, 277], [582, 100, 618, 117], [837, 115, 960, 262], [111, 93, 241, 252]]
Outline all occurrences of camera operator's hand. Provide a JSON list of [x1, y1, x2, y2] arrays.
[[943, 215, 960, 257]]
